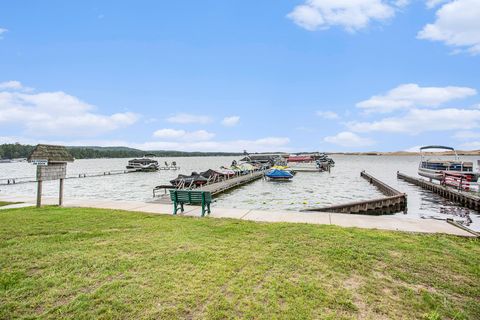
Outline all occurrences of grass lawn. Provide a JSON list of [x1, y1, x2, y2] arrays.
[[0, 207, 479, 319]]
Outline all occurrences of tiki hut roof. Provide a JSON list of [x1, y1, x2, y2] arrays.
[[27, 144, 74, 163]]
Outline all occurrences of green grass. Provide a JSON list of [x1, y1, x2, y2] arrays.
[[0, 207, 479, 320]]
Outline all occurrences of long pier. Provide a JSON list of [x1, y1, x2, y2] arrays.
[[397, 172, 480, 211], [0, 168, 159, 186], [152, 170, 266, 203], [303, 171, 407, 215], [199, 170, 265, 196]]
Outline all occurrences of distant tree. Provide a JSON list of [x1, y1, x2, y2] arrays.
[[0, 143, 242, 159]]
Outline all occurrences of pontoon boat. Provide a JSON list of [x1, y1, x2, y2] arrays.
[[418, 146, 478, 182]]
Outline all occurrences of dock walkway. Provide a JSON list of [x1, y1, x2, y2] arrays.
[[304, 171, 407, 215], [397, 172, 480, 211], [153, 170, 265, 203], [199, 171, 265, 195], [0, 195, 475, 237]]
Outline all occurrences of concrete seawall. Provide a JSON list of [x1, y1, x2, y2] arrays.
[[0, 194, 475, 237]]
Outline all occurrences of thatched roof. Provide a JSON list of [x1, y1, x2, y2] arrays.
[[28, 144, 74, 163]]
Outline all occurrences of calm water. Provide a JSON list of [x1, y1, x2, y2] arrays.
[[1, 155, 479, 231]]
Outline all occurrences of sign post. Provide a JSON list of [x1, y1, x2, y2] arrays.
[[36, 178, 43, 208], [32, 160, 48, 208], [28, 145, 74, 208], [59, 178, 64, 206]]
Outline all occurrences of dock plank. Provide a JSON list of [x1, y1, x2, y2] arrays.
[[151, 170, 265, 204]]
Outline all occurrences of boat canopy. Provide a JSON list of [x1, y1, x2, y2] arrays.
[[419, 146, 455, 151]]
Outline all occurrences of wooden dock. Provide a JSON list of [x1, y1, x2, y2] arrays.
[[397, 172, 480, 211], [303, 171, 407, 215], [152, 170, 266, 204], [199, 170, 265, 196]]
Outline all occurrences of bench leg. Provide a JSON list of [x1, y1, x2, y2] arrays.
[[180, 203, 184, 213], [207, 203, 211, 214], [201, 202, 205, 217], [173, 201, 177, 215]]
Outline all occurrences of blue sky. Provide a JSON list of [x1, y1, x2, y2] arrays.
[[1, 0, 479, 152]]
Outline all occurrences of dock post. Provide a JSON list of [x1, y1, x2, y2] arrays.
[[59, 178, 64, 206], [36, 180, 42, 208]]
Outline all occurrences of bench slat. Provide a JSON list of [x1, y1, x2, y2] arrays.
[[169, 190, 212, 203]]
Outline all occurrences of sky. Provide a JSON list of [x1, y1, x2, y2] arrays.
[[0, 0, 479, 152]]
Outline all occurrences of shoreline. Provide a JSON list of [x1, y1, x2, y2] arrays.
[[0, 194, 475, 237]]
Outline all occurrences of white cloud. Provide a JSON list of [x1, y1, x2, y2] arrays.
[[418, 0, 480, 54], [221, 116, 240, 127], [453, 130, 480, 140], [426, 0, 448, 8], [459, 141, 480, 149], [316, 110, 340, 119], [153, 129, 187, 139], [323, 131, 375, 147], [357, 83, 477, 113], [166, 113, 212, 124], [153, 128, 215, 141], [348, 108, 480, 134], [0, 84, 138, 137], [287, 0, 407, 32], [133, 137, 290, 152], [0, 28, 7, 39], [0, 81, 23, 90]]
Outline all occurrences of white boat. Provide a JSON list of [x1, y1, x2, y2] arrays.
[[418, 146, 478, 182], [286, 155, 321, 172], [126, 155, 159, 172]]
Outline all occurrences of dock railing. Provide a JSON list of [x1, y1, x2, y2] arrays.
[[397, 172, 480, 211], [1, 168, 141, 186]]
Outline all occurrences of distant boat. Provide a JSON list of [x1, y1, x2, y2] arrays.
[[286, 155, 321, 172], [126, 155, 159, 172], [265, 169, 294, 181], [418, 146, 478, 182]]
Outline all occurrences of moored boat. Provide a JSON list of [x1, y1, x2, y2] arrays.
[[126, 155, 159, 172], [287, 155, 321, 172], [265, 169, 294, 181], [170, 172, 209, 187], [418, 146, 478, 182]]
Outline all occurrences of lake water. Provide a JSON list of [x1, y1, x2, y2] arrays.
[[1, 155, 479, 231]]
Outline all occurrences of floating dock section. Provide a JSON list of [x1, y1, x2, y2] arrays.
[[153, 170, 266, 203], [303, 171, 407, 215], [397, 172, 480, 211], [199, 170, 265, 196]]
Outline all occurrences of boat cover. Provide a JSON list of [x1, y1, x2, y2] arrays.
[[170, 173, 208, 186], [239, 163, 255, 171], [265, 169, 293, 179], [200, 169, 226, 179]]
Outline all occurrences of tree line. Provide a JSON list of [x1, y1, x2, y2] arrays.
[[0, 143, 242, 160]]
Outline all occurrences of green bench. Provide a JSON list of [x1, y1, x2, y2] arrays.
[[169, 190, 212, 217]]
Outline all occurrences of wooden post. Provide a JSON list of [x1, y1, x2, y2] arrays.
[[59, 178, 64, 206], [36, 180, 42, 208]]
